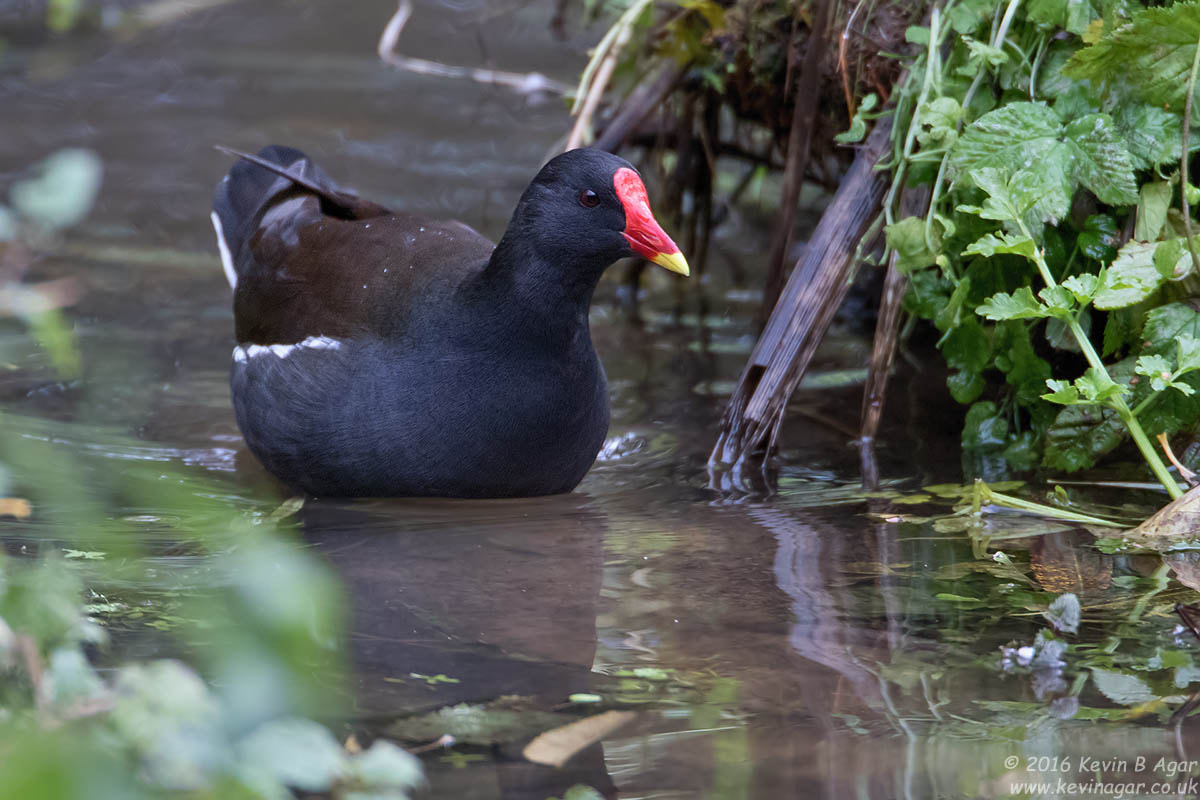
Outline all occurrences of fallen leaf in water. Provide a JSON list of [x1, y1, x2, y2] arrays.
[[523, 711, 636, 767], [1166, 554, 1200, 591], [1030, 530, 1112, 594], [0, 498, 31, 519], [1125, 484, 1200, 544]]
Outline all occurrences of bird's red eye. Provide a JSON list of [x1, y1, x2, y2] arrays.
[[579, 189, 600, 208]]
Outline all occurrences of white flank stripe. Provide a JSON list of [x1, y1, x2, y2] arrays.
[[232, 337, 342, 363], [210, 210, 238, 289]]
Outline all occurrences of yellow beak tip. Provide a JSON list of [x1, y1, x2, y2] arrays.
[[652, 251, 690, 277]]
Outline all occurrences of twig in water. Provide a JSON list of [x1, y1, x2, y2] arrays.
[[377, 0, 571, 97]]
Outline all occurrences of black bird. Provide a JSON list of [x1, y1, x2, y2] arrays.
[[212, 146, 688, 497]]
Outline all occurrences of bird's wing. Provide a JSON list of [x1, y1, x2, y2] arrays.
[[213, 146, 494, 344]]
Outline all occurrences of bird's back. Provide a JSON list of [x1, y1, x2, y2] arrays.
[[213, 146, 495, 345]]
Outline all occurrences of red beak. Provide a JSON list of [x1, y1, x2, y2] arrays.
[[612, 168, 690, 276]]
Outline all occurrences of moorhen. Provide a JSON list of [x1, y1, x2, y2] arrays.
[[212, 146, 688, 498]]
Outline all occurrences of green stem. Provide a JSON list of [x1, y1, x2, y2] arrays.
[[1016, 219, 1183, 499], [1180, 32, 1200, 276], [986, 490, 1122, 527], [883, 5, 943, 228]]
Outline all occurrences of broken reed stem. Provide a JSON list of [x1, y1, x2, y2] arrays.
[[759, 0, 835, 320], [861, 187, 930, 453], [378, 0, 571, 96], [710, 117, 894, 478]]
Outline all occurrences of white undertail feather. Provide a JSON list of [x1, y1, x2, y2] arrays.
[[232, 336, 341, 363], [211, 210, 237, 289]]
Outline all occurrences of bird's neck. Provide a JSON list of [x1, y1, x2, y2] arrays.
[[477, 229, 604, 342]]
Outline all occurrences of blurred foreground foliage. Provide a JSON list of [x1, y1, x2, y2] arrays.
[[0, 151, 423, 799]]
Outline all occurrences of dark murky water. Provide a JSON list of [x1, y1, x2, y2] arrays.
[[5, 2, 1200, 798]]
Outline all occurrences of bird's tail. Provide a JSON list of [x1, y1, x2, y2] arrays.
[[211, 145, 336, 288]]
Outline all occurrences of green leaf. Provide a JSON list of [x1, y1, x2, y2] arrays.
[[1113, 101, 1184, 170], [963, 231, 1036, 259], [905, 25, 930, 45], [834, 117, 866, 144], [1004, 430, 1040, 470], [947, 0, 995, 33], [941, 318, 991, 372], [108, 661, 225, 791], [1144, 303, 1200, 349], [1177, 665, 1200, 687], [1064, 2, 1200, 109], [917, 96, 962, 147], [1063, 114, 1138, 206], [977, 287, 1051, 320], [1090, 668, 1158, 706], [1093, 242, 1163, 309], [995, 322, 1054, 406], [238, 718, 348, 792], [1138, 372, 1200, 436], [1044, 402, 1125, 471], [1138, 342, 1200, 395], [1154, 239, 1192, 281], [904, 269, 952, 319], [951, 103, 1062, 175], [47, 0, 84, 32], [935, 277, 972, 332], [45, 647, 105, 709], [1007, 161, 1074, 227], [9, 148, 103, 231], [963, 401, 1009, 448], [1061, 274, 1099, 304], [1102, 307, 1138, 358], [1076, 367, 1123, 402], [1136, 181, 1172, 242], [948, 369, 985, 404], [1043, 379, 1082, 405], [1027, 0, 1069, 28], [28, 309, 81, 379], [1155, 649, 1193, 670], [1039, 286, 1076, 317], [1044, 315, 1085, 352], [1136, 354, 1175, 391], [958, 36, 1008, 75], [348, 741, 423, 793], [1077, 214, 1120, 264], [884, 216, 937, 273], [1178, 336, 1200, 373], [1028, 0, 1097, 33], [1064, 0, 1098, 35], [950, 103, 1074, 224]]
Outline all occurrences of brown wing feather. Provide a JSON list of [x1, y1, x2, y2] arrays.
[[234, 198, 495, 344]]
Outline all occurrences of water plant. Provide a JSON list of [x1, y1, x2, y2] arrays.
[[879, 0, 1200, 497]]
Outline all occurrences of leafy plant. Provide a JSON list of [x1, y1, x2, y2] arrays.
[[0, 148, 423, 799], [880, 0, 1200, 499]]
